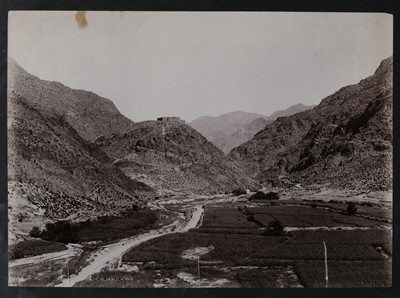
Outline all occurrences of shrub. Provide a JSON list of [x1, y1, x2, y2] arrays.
[[249, 191, 267, 200], [143, 211, 158, 226], [232, 188, 247, 196], [29, 226, 42, 238], [246, 214, 265, 227], [264, 219, 285, 236], [41, 221, 80, 244], [347, 202, 358, 215], [247, 215, 255, 222], [250, 191, 279, 201], [266, 192, 280, 200]]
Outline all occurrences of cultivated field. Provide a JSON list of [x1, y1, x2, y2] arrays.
[[8, 208, 173, 286], [75, 194, 392, 288]]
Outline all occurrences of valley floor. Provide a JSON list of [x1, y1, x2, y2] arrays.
[[8, 189, 392, 288]]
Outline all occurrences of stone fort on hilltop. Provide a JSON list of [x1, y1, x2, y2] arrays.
[[157, 117, 184, 123]]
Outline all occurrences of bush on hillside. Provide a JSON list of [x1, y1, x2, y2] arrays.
[[347, 202, 358, 215], [29, 226, 42, 238], [249, 191, 279, 201], [232, 188, 247, 196], [41, 221, 80, 244], [263, 219, 285, 236]]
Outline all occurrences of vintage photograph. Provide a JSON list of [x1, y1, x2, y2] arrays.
[[7, 11, 392, 287]]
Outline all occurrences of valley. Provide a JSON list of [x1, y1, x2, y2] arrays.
[[7, 56, 393, 288]]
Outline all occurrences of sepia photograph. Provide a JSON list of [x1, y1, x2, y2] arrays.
[[7, 11, 393, 288]]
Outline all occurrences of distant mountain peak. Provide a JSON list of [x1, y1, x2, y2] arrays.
[[189, 104, 314, 154], [266, 103, 316, 121]]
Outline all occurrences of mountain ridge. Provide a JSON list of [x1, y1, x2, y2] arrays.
[[229, 56, 393, 191], [96, 118, 259, 195], [8, 58, 134, 142], [190, 104, 314, 153], [7, 60, 153, 243]]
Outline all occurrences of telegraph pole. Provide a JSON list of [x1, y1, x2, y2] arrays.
[[66, 259, 70, 287], [323, 241, 328, 288]]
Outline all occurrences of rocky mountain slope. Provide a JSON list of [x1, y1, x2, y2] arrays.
[[190, 105, 313, 154], [229, 57, 393, 191], [267, 103, 315, 121], [8, 59, 259, 243], [8, 59, 133, 141], [218, 117, 272, 154], [8, 61, 153, 242], [189, 111, 266, 153], [96, 118, 258, 195]]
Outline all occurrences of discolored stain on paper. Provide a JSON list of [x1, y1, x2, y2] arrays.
[[75, 11, 88, 28]]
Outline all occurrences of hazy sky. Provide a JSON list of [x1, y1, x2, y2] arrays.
[[9, 11, 392, 122]]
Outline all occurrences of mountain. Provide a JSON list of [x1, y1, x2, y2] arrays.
[[8, 59, 133, 141], [96, 118, 259, 195], [189, 104, 314, 154], [229, 57, 393, 191], [267, 103, 316, 121], [7, 60, 258, 243], [8, 60, 154, 243], [218, 117, 272, 154], [189, 111, 266, 153]]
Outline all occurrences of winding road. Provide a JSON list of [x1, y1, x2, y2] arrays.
[[55, 204, 205, 287]]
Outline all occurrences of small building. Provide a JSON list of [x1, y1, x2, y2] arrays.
[[157, 117, 181, 122]]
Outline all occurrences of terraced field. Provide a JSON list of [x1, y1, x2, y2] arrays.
[[77, 196, 391, 288]]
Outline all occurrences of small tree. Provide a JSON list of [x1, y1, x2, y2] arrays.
[[249, 191, 280, 201], [264, 219, 285, 236], [265, 192, 280, 200], [29, 226, 42, 238], [41, 221, 79, 244], [347, 202, 358, 215], [249, 191, 267, 200], [247, 214, 255, 222], [232, 188, 246, 196]]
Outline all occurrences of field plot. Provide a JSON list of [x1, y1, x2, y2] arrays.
[[9, 257, 68, 287], [8, 208, 174, 287], [247, 205, 390, 228], [354, 206, 392, 222], [277, 199, 392, 222], [295, 261, 392, 287], [122, 233, 284, 264], [9, 197, 391, 288], [105, 200, 391, 288], [201, 207, 259, 229], [77, 210, 159, 242], [9, 239, 67, 260]]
